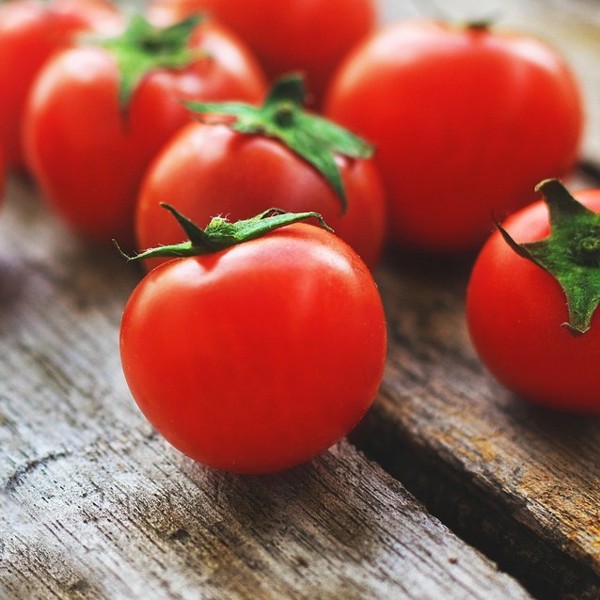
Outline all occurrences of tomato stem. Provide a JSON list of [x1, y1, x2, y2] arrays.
[[96, 14, 205, 111], [466, 20, 492, 31], [185, 74, 374, 213], [116, 205, 333, 262], [497, 178, 600, 335]]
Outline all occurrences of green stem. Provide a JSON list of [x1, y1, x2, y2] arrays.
[[116, 205, 332, 262], [498, 178, 600, 335], [186, 74, 374, 213]]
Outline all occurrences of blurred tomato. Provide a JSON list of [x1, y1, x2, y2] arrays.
[[0, 0, 121, 169], [148, 0, 376, 103], [137, 122, 386, 269], [24, 15, 266, 246], [326, 20, 583, 253], [467, 183, 600, 412]]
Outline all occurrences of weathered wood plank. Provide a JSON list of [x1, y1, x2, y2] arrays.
[[353, 167, 600, 598], [0, 178, 530, 599], [354, 244, 600, 598], [349, 2, 600, 596]]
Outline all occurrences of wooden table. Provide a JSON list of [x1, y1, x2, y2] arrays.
[[1, 1, 599, 598]]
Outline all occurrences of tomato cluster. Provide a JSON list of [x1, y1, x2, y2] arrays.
[[1, 0, 597, 473]]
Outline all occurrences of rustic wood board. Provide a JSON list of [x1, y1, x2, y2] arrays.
[[349, 2, 600, 598], [0, 180, 531, 599], [354, 240, 600, 599]]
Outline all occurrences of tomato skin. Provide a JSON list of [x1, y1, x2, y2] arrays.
[[136, 123, 386, 269], [148, 0, 376, 103], [120, 223, 387, 473], [467, 190, 600, 413], [23, 20, 266, 246], [0, 0, 121, 169], [325, 20, 583, 253]]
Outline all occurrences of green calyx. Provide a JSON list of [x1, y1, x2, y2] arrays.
[[96, 14, 204, 110], [465, 19, 493, 31], [185, 74, 374, 213], [118, 205, 332, 261], [497, 178, 600, 335]]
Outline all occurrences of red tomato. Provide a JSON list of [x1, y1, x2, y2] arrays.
[[325, 20, 583, 253], [148, 0, 376, 103], [136, 123, 386, 269], [120, 223, 387, 473], [0, 0, 121, 170], [24, 17, 266, 246], [467, 189, 600, 413]]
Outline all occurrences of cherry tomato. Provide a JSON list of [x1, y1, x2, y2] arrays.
[[24, 16, 266, 246], [325, 20, 583, 253], [467, 188, 600, 413], [136, 123, 386, 270], [148, 0, 376, 103], [0, 0, 121, 170], [120, 222, 387, 473]]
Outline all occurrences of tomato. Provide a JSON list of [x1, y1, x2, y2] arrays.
[[325, 20, 584, 253], [24, 15, 266, 246], [136, 122, 386, 270], [148, 0, 376, 103], [0, 0, 121, 170], [467, 185, 600, 413], [120, 217, 387, 473]]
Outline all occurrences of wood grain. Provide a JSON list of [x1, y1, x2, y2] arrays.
[[351, 2, 600, 597], [0, 179, 530, 599], [353, 246, 600, 598]]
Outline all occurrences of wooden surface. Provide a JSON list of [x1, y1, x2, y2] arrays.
[[2, 0, 600, 598], [0, 185, 531, 599], [354, 240, 600, 599], [356, 1, 600, 598]]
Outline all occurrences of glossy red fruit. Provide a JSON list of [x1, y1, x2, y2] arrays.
[[121, 220, 387, 473], [326, 20, 583, 253], [0, 0, 121, 169], [148, 0, 376, 103]]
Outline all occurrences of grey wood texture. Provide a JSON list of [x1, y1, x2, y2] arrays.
[[355, 244, 600, 599], [353, 3, 600, 598], [0, 184, 530, 599]]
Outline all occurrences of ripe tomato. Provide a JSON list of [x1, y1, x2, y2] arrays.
[[467, 185, 600, 413], [325, 20, 583, 253], [120, 219, 387, 473], [148, 0, 376, 103], [136, 122, 386, 270], [24, 15, 266, 246], [0, 0, 121, 170]]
